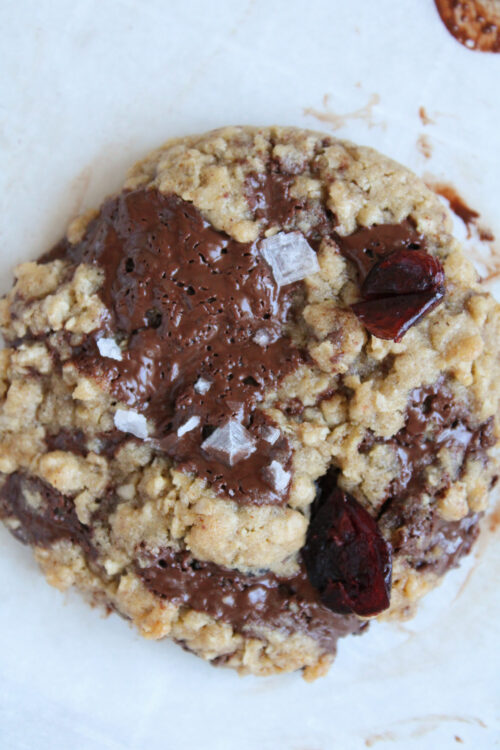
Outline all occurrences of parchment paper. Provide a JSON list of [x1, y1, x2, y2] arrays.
[[0, 1, 499, 747]]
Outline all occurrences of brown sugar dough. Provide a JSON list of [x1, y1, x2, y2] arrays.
[[0, 125, 499, 680]]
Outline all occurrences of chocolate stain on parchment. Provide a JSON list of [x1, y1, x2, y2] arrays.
[[364, 714, 487, 747], [480, 252, 500, 283], [488, 499, 500, 532], [303, 93, 384, 131], [434, 0, 500, 52], [452, 495, 500, 602], [426, 179, 480, 236], [68, 166, 93, 218], [424, 177, 500, 283], [419, 106, 435, 126], [416, 134, 433, 159]]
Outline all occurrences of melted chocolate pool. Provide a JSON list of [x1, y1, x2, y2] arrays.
[[50, 184, 322, 505]]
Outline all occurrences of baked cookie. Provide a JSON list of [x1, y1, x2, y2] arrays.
[[1, 126, 498, 680]]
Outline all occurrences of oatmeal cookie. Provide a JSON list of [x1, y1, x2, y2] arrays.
[[1, 126, 499, 680]]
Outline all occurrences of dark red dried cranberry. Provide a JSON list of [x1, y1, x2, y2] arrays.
[[352, 286, 445, 342], [361, 249, 445, 299], [303, 474, 392, 616], [348, 244, 446, 342]]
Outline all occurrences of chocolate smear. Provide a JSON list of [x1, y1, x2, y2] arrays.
[[137, 547, 364, 652], [49, 186, 316, 505], [0, 472, 95, 559], [368, 380, 495, 574]]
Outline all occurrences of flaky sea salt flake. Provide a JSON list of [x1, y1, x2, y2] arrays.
[[253, 329, 272, 347], [194, 377, 212, 395], [262, 425, 280, 445], [177, 415, 201, 437], [201, 419, 256, 466], [260, 231, 319, 287], [267, 460, 291, 493], [97, 337, 122, 361], [114, 409, 148, 439]]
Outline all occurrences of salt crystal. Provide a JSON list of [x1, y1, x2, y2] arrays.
[[262, 425, 280, 445], [194, 377, 212, 395], [248, 587, 267, 605], [114, 408, 148, 439], [253, 329, 272, 347], [177, 415, 201, 437], [267, 460, 291, 493], [97, 337, 122, 361], [260, 231, 320, 287], [201, 419, 256, 466]]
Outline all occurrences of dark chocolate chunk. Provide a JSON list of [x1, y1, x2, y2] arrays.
[[370, 380, 494, 574], [0, 472, 95, 559], [245, 172, 304, 228], [45, 428, 88, 457]]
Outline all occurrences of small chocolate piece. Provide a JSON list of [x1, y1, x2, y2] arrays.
[[245, 171, 334, 240], [50, 188, 309, 505], [45, 428, 88, 457], [245, 172, 304, 228]]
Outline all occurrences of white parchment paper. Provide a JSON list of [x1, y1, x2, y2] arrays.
[[0, 1, 499, 748]]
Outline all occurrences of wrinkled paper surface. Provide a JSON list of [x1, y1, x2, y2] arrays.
[[0, 1, 499, 748]]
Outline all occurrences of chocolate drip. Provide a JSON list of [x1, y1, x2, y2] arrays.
[[136, 548, 364, 652], [435, 0, 500, 53], [0, 472, 95, 558], [431, 183, 480, 230], [50, 187, 315, 505]]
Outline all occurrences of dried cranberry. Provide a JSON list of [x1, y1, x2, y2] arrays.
[[361, 249, 445, 300], [352, 286, 445, 342], [303, 474, 392, 616], [346, 243, 446, 342]]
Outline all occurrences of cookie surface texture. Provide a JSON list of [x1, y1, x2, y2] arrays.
[[1, 126, 498, 680]]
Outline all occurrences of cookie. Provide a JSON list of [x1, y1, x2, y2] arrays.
[[0, 126, 498, 680]]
